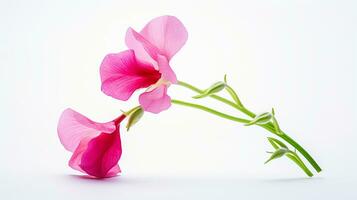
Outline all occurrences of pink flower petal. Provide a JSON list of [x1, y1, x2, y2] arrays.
[[139, 85, 171, 114], [140, 15, 188, 60], [65, 114, 126, 178], [125, 16, 187, 85], [106, 165, 121, 177], [157, 54, 177, 84], [79, 131, 122, 178], [100, 50, 161, 101], [69, 134, 122, 178], [57, 108, 116, 152], [125, 28, 160, 67], [68, 136, 92, 173]]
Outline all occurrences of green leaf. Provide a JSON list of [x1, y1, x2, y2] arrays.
[[264, 148, 289, 164], [245, 112, 272, 126], [193, 81, 226, 99]]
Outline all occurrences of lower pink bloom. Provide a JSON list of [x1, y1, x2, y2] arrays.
[[57, 108, 126, 178]]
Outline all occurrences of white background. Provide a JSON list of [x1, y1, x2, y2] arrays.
[[1, 0, 356, 199]]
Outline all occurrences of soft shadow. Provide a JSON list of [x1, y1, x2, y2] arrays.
[[61, 174, 158, 185], [59, 174, 325, 185], [262, 176, 325, 183], [67, 174, 121, 183]]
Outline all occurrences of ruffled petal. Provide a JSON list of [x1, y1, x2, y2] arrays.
[[157, 54, 177, 84], [125, 28, 160, 67], [139, 85, 171, 114], [57, 108, 116, 152], [100, 50, 161, 101], [68, 136, 92, 173], [140, 15, 188, 60], [106, 165, 121, 177], [79, 130, 122, 178]]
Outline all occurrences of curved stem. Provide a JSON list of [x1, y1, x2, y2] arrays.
[[270, 129, 322, 172], [177, 81, 256, 118], [176, 80, 322, 173], [171, 99, 250, 124], [225, 85, 244, 108]]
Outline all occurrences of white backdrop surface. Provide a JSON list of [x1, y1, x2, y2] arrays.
[[0, 0, 356, 199]]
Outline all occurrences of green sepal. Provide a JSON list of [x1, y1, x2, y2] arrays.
[[126, 107, 144, 131], [123, 106, 141, 116]]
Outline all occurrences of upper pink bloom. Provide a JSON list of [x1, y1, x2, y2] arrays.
[[100, 15, 188, 113], [57, 108, 126, 178]]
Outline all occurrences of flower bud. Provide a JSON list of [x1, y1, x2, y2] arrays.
[[267, 137, 287, 150], [244, 112, 272, 126], [266, 137, 313, 176], [193, 81, 226, 99], [126, 107, 144, 131], [264, 148, 289, 164]]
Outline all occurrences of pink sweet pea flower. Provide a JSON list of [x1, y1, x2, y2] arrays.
[[100, 15, 188, 113], [57, 108, 126, 178]]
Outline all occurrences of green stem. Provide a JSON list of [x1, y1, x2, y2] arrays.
[[271, 129, 322, 173], [225, 85, 244, 108], [177, 81, 256, 118], [286, 152, 314, 177], [176, 80, 321, 173], [171, 99, 250, 124]]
